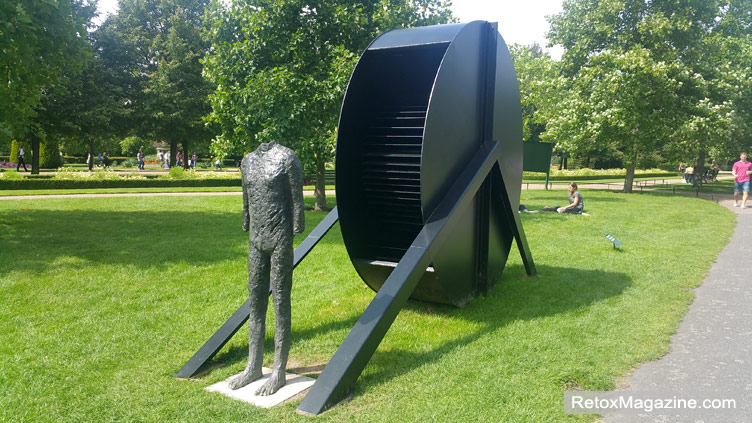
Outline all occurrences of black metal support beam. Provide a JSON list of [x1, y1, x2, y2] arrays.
[[298, 142, 511, 415], [492, 166, 536, 276], [176, 207, 340, 379]]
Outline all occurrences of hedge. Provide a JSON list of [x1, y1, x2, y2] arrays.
[[522, 171, 680, 181], [0, 178, 241, 190]]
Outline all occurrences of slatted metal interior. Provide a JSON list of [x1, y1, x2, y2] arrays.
[[361, 105, 426, 261]]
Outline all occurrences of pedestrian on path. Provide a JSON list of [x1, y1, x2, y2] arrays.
[[732, 151, 752, 208], [685, 165, 694, 184], [137, 148, 144, 170], [16, 145, 28, 171]]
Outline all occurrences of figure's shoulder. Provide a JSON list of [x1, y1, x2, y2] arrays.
[[272, 143, 300, 161], [240, 152, 255, 170], [272, 143, 295, 155]]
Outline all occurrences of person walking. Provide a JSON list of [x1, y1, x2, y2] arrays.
[[732, 151, 752, 208], [685, 165, 694, 184], [16, 145, 28, 171], [137, 148, 144, 170], [191, 152, 197, 169]]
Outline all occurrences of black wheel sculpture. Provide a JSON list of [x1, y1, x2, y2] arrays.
[[178, 20, 535, 416], [335, 20, 530, 307]]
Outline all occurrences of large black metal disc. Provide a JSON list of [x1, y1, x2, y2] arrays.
[[335, 21, 522, 306]]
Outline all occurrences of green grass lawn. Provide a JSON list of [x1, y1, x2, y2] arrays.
[[0, 191, 735, 422]]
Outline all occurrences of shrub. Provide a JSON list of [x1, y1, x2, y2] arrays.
[[9, 140, 19, 163], [40, 140, 62, 169], [0, 170, 23, 180], [522, 168, 678, 181], [0, 177, 239, 190], [168, 166, 185, 179], [121, 158, 137, 168]]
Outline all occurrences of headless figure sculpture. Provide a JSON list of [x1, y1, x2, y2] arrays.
[[230, 141, 305, 395]]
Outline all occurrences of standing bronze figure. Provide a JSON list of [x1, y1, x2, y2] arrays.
[[230, 141, 305, 395]]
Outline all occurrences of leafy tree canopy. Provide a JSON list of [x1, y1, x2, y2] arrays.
[[543, 0, 752, 190], [203, 0, 454, 209], [0, 0, 94, 141]]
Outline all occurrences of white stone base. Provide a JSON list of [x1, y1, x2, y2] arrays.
[[206, 367, 315, 408]]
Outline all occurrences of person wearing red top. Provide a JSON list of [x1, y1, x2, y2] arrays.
[[732, 151, 752, 208]]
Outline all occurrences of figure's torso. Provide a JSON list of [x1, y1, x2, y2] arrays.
[[242, 143, 296, 250]]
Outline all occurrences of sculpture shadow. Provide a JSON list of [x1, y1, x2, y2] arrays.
[[352, 264, 631, 391], [208, 312, 363, 374], [198, 263, 631, 392]]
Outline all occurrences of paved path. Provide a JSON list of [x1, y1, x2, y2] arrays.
[[605, 200, 752, 423]]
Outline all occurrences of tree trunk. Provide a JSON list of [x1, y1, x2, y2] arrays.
[[623, 164, 635, 193], [31, 132, 40, 175], [585, 155, 591, 168], [183, 141, 190, 170], [314, 159, 327, 212], [563, 155, 568, 170], [693, 150, 706, 189], [88, 141, 94, 171], [170, 140, 178, 167], [558, 155, 563, 171]]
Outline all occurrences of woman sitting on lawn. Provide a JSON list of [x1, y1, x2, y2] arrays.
[[557, 182, 584, 214]]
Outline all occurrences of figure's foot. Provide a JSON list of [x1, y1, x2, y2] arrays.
[[255, 370, 286, 396], [228, 367, 263, 390]]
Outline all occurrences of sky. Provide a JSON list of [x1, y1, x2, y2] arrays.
[[95, 0, 565, 59], [450, 0, 564, 59]]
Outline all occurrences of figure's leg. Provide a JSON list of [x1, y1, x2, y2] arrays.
[[229, 247, 270, 390], [256, 239, 293, 396]]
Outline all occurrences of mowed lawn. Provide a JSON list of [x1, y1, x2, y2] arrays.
[[0, 190, 736, 422]]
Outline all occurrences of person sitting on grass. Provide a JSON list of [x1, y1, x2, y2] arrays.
[[558, 182, 584, 214], [541, 182, 588, 215]]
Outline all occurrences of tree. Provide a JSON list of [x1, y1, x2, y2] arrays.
[[545, 0, 752, 192], [1, 0, 94, 173], [509, 43, 559, 144], [37, 56, 128, 169], [203, 0, 455, 211], [542, 47, 684, 189], [106, 0, 214, 168]]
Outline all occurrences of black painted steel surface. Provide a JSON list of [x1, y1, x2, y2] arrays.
[[298, 21, 535, 415], [335, 21, 525, 307]]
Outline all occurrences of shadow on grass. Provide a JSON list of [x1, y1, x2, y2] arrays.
[[353, 264, 631, 392], [194, 263, 630, 395], [0, 208, 336, 274], [208, 313, 363, 375]]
